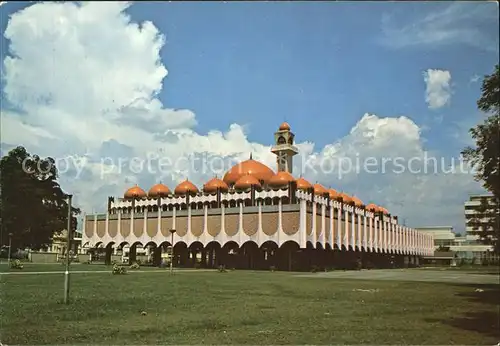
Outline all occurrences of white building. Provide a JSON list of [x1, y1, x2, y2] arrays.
[[416, 226, 497, 265]]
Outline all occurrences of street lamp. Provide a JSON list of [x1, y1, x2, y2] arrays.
[[64, 194, 73, 304], [7, 233, 13, 263], [169, 229, 176, 274]]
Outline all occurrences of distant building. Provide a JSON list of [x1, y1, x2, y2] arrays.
[[46, 229, 84, 256], [417, 225, 497, 265]]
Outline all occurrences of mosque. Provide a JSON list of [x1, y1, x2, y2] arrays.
[[82, 122, 434, 270]]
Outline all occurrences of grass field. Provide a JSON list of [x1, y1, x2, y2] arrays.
[[1, 265, 499, 344]]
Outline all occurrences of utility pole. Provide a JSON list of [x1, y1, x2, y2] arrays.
[[7, 233, 13, 263], [169, 229, 176, 274], [64, 194, 72, 304]]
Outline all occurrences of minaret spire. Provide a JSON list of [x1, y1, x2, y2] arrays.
[[271, 122, 298, 173]]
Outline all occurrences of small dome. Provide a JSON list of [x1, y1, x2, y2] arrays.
[[268, 171, 295, 188], [174, 179, 199, 196], [234, 174, 262, 191], [313, 183, 328, 196], [340, 192, 353, 204], [203, 177, 229, 194], [366, 203, 379, 212], [352, 196, 364, 208], [124, 185, 147, 199], [296, 177, 313, 191], [379, 207, 389, 215], [148, 183, 171, 198], [279, 122, 291, 131], [223, 158, 275, 186], [328, 188, 340, 200]]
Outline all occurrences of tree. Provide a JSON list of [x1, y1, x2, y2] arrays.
[[0, 146, 80, 251], [466, 196, 500, 253], [462, 64, 500, 254]]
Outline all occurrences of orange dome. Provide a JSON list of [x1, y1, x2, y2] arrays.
[[366, 203, 379, 212], [174, 179, 199, 196], [313, 183, 328, 196], [234, 174, 262, 191], [340, 192, 353, 204], [203, 177, 229, 194], [328, 188, 340, 200], [124, 185, 147, 199], [352, 196, 364, 208], [223, 158, 275, 186], [379, 207, 389, 215], [279, 122, 291, 131], [148, 183, 171, 197], [296, 177, 313, 191], [268, 171, 295, 188]]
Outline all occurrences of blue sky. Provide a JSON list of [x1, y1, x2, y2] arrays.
[[126, 1, 498, 150], [0, 1, 498, 231]]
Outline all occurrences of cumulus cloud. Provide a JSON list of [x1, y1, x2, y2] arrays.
[[0, 2, 484, 233], [423, 69, 452, 109]]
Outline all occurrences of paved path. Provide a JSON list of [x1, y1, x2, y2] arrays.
[[0, 269, 214, 275], [295, 268, 500, 285]]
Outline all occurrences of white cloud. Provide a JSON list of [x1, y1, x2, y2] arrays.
[[379, 2, 499, 53], [0, 2, 484, 233], [469, 74, 481, 84], [423, 69, 452, 109]]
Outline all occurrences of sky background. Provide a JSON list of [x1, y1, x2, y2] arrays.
[[1, 1, 499, 233]]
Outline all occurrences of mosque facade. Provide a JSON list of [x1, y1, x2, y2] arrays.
[[82, 123, 434, 270]]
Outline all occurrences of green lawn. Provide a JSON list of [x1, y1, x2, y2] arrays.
[[1, 267, 499, 344]]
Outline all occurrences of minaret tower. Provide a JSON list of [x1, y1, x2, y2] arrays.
[[271, 122, 299, 173]]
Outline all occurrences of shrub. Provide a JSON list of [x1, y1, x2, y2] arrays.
[[111, 260, 118, 266], [194, 262, 201, 269], [311, 265, 319, 273], [10, 259, 23, 270], [112, 264, 127, 275], [136, 259, 142, 265], [269, 265, 276, 272], [218, 265, 227, 273], [129, 262, 140, 270]]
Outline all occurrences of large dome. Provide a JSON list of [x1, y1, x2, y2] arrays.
[[223, 158, 275, 186], [124, 185, 147, 199]]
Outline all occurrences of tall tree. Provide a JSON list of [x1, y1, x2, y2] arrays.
[[466, 196, 500, 253], [0, 146, 80, 251], [462, 64, 500, 253]]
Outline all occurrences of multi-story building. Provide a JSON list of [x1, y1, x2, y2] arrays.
[[464, 194, 498, 240], [417, 225, 497, 265]]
